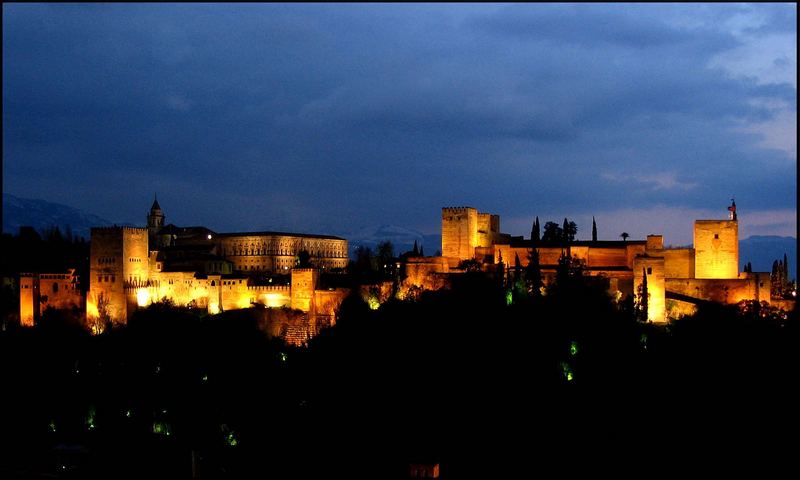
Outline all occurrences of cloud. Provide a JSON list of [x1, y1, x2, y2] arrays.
[[601, 172, 698, 192], [2, 4, 795, 239]]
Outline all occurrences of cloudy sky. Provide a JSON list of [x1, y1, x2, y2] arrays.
[[3, 3, 796, 245]]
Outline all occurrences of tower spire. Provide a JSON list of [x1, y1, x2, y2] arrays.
[[727, 197, 737, 221]]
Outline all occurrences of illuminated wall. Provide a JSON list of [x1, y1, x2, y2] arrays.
[[694, 220, 738, 279], [665, 273, 771, 305], [442, 207, 479, 261], [216, 233, 348, 273], [19, 274, 39, 327], [663, 248, 695, 279], [290, 268, 318, 311], [404, 256, 451, 291], [634, 255, 666, 323], [476, 213, 500, 248], [89, 227, 149, 324], [19, 271, 83, 327]]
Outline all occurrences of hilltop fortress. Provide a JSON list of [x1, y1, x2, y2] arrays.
[[20, 199, 350, 343], [19, 199, 793, 336], [404, 201, 789, 322]]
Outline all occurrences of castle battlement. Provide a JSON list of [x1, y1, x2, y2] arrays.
[[91, 226, 148, 233], [248, 285, 291, 292], [442, 207, 474, 214]]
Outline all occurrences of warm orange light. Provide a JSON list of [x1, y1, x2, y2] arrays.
[[136, 288, 150, 307], [209, 301, 220, 314]]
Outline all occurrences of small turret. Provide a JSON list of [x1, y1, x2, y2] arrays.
[[147, 194, 165, 248], [727, 198, 737, 221]]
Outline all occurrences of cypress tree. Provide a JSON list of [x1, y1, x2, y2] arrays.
[[412, 240, 419, 257], [526, 248, 542, 297], [639, 268, 649, 322], [532, 217, 540, 243], [592, 216, 597, 242]]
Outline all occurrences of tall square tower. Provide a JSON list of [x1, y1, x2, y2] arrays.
[[694, 220, 738, 279]]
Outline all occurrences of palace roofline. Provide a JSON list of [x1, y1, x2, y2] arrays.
[[215, 231, 345, 241]]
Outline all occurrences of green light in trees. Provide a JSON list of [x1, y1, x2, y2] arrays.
[[560, 361, 574, 382], [125, 410, 132, 418], [225, 431, 238, 447], [280, 352, 288, 362], [86, 407, 96, 430], [368, 296, 380, 310], [506, 289, 513, 306], [201, 374, 208, 382], [153, 421, 172, 436], [640, 333, 648, 351], [570, 341, 579, 356], [49, 420, 56, 433]]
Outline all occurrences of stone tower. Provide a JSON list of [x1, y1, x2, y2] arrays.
[[441, 207, 500, 261], [633, 255, 666, 323], [694, 204, 738, 279], [147, 195, 165, 248], [89, 226, 150, 325]]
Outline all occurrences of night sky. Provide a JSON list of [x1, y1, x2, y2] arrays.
[[3, 4, 796, 245]]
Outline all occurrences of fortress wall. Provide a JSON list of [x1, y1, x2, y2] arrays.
[[476, 213, 500, 248], [314, 288, 349, 325], [442, 207, 478, 260], [87, 227, 149, 324], [695, 220, 738, 279], [218, 278, 251, 311], [663, 248, 695, 279], [587, 248, 628, 268], [38, 272, 82, 313], [291, 268, 318, 311], [625, 244, 647, 269], [405, 256, 450, 289], [122, 228, 150, 284], [251, 285, 291, 308], [646, 235, 664, 251], [634, 256, 666, 323], [666, 275, 769, 305], [19, 275, 38, 327]]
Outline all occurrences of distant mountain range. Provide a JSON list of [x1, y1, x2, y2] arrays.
[[344, 224, 441, 259], [3, 194, 794, 278], [2, 193, 119, 240], [739, 235, 796, 278]]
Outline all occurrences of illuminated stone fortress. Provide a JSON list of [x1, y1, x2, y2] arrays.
[[84, 198, 349, 331], [404, 201, 782, 322]]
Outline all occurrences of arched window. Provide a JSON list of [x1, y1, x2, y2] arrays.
[[52, 283, 59, 293]]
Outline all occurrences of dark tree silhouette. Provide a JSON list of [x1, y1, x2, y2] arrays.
[[563, 218, 577, 241], [620, 232, 630, 242], [296, 249, 313, 268], [542, 222, 563, 242], [592, 216, 597, 242], [531, 217, 540, 243], [636, 268, 649, 322], [525, 248, 542, 297]]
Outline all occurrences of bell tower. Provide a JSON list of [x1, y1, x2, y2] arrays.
[[147, 194, 164, 248]]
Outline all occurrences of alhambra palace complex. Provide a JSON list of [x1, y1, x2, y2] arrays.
[[19, 199, 794, 341]]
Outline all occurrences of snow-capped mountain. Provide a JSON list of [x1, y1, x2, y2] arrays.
[[344, 224, 441, 259], [2, 193, 117, 240]]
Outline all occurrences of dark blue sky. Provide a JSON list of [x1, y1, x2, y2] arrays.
[[3, 3, 796, 245]]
